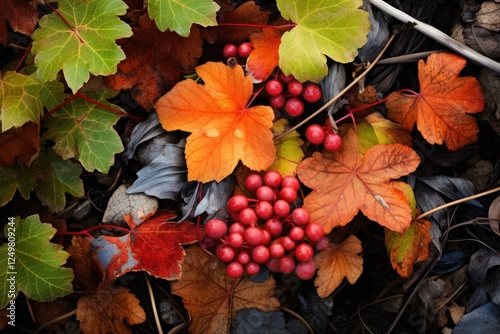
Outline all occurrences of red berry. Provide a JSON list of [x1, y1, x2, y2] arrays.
[[287, 80, 303, 96], [237, 42, 253, 58], [251, 245, 270, 264], [245, 262, 261, 276], [284, 97, 304, 117], [266, 79, 283, 96], [255, 201, 274, 220], [226, 261, 244, 278], [323, 133, 342, 151], [264, 218, 283, 237], [269, 243, 285, 258], [245, 174, 264, 192], [279, 73, 295, 83], [237, 251, 251, 265], [302, 83, 323, 103], [205, 219, 228, 239], [273, 199, 290, 217], [239, 208, 258, 226], [294, 261, 316, 280], [288, 226, 304, 241], [223, 44, 238, 58], [227, 195, 249, 213], [266, 257, 281, 272], [314, 236, 330, 251], [291, 208, 310, 226], [278, 256, 296, 274], [256, 185, 275, 202], [244, 226, 264, 246], [305, 124, 326, 145], [263, 170, 283, 189], [229, 222, 246, 235], [270, 94, 286, 109], [281, 176, 300, 191], [216, 245, 235, 262], [281, 236, 296, 251], [261, 229, 271, 245], [295, 243, 314, 262], [279, 186, 297, 204], [227, 232, 244, 248], [305, 223, 324, 242]]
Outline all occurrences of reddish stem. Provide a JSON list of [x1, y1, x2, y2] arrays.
[[56, 224, 132, 239], [397, 88, 420, 96], [14, 40, 32, 72], [217, 22, 296, 30], [246, 85, 266, 108], [43, 90, 144, 121]]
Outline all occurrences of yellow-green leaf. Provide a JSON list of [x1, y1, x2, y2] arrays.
[[270, 118, 304, 176], [277, 0, 370, 82], [0, 215, 74, 308], [31, 0, 132, 92]]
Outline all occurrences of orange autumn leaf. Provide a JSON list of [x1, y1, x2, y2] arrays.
[[76, 284, 146, 334], [314, 235, 363, 298], [386, 52, 484, 150], [246, 28, 282, 82], [385, 219, 432, 277], [296, 129, 420, 234], [171, 245, 280, 334], [156, 62, 276, 182]]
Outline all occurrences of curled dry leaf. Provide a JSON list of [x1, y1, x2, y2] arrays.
[[76, 284, 146, 334], [488, 196, 500, 236], [170, 245, 280, 334], [386, 53, 484, 150], [103, 184, 158, 227], [0, 122, 39, 167], [314, 235, 363, 298], [297, 128, 420, 234]]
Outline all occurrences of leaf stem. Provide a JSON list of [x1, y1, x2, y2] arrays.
[[56, 224, 132, 239], [273, 33, 396, 141], [14, 40, 32, 72], [217, 23, 296, 30]]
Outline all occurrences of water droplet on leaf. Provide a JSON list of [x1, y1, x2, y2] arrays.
[[206, 128, 220, 138], [233, 129, 244, 138]]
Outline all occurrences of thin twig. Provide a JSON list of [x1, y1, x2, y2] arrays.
[[369, 0, 500, 73], [281, 306, 315, 334], [33, 309, 77, 334], [145, 274, 164, 334], [274, 33, 396, 141]]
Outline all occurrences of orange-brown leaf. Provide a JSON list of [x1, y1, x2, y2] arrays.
[[297, 129, 420, 233], [76, 284, 146, 334], [104, 14, 202, 109], [246, 28, 282, 82], [0, 122, 39, 167], [0, 0, 38, 44], [171, 245, 280, 334], [385, 219, 432, 277], [156, 62, 275, 182], [314, 235, 363, 298], [67, 236, 102, 290], [386, 53, 484, 150]]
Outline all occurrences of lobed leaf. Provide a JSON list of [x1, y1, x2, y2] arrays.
[[277, 0, 370, 82], [0, 215, 74, 308], [31, 0, 132, 92]]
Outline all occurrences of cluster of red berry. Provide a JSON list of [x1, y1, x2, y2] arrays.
[[305, 120, 343, 151], [265, 74, 323, 118], [222, 42, 253, 59], [204, 171, 328, 280]]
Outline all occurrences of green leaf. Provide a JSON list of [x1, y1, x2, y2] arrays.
[[147, 0, 220, 36], [43, 91, 124, 173], [270, 119, 304, 176], [277, 0, 370, 83], [40, 79, 69, 111], [32, 149, 84, 212], [0, 149, 83, 212], [31, 0, 132, 93], [0, 215, 74, 308], [0, 71, 42, 132]]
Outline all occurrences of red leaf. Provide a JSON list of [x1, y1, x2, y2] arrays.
[[0, 0, 38, 44], [91, 212, 201, 282], [104, 14, 203, 109]]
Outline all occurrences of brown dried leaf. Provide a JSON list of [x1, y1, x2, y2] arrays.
[[171, 245, 280, 333], [67, 235, 102, 290], [0, 0, 38, 44], [0, 122, 39, 167], [76, 284, 146, 334]]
